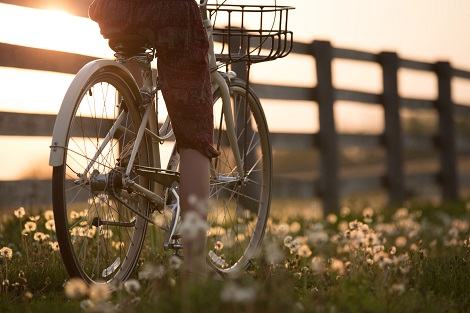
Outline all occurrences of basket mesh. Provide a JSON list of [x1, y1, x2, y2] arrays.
[[208, 4, 294, 64]]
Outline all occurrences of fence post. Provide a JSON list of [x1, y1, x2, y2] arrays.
[[379, 52, 405, 205], [312, 40, 339, 213], [435, 61, 459, 201]]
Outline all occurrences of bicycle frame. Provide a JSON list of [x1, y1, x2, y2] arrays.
[[49, 1, 244, 210]]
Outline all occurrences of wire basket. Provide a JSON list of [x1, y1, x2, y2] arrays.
[[207, 4, 294, 64]]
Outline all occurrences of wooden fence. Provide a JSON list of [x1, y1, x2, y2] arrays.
[[1, 1, 470, 212]]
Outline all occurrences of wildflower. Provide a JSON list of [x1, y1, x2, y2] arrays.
[[70, 211, 80, 219], [64, 278, 89, 300], [389, 246, 397, 255], [44, 210, 54, 221], [24, 221, 37, 232], [89, 282, 111, 302], [0, 247, 13, 259], [297, 245, 312, 258], [168, 255, 182, 270], [123, 279, 141, 294], [14, 207, 25, 218]]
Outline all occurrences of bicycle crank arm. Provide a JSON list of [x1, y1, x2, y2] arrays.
[[134, 166, 180, 188]]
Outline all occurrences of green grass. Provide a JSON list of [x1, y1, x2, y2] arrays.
[[0, 199, 469, 313]]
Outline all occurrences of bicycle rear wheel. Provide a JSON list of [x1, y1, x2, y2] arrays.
[[208, 77, 272, 276], [52, 65, 152, 284]]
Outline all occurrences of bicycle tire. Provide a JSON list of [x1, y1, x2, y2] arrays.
[[52, 64, 152, 284], [207, 77, 272, 277]]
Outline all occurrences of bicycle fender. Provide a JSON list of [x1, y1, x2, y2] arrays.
[[49, 59, 141, 167]]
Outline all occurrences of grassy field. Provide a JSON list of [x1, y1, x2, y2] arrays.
[[0, 199, 469, 313]]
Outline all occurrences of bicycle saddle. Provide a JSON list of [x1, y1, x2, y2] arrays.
[[108, 34, 154, 57]]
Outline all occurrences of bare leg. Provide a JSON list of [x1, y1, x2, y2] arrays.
[[178, 148, 210, 275]]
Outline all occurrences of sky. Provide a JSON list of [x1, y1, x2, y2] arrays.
[[0, 0, 469, 180]]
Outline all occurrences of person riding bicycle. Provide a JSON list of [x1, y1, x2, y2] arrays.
[[88, 0, 219, 279]]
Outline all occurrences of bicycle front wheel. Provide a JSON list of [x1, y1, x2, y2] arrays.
[[208, 77, 272, 276], [52, 64, 152, 284]]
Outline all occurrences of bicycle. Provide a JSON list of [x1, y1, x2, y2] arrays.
[[49, 0, 293, 285]]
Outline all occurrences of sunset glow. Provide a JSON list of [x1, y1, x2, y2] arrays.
[[0, 4, 112, 58]]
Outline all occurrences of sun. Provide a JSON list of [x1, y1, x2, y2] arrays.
[[0, 3, 113, 58]]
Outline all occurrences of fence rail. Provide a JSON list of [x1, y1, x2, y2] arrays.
[[1, 36, 470, 212]]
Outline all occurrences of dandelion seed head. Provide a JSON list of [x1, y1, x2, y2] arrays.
[[33, 232, 48, 242], [363, 207, 375, 218], [275, 223, 290, 237], [44, 210, 54, 221], [0, 247, 13, 259], [308, 230, 329, 247], [330, 258, 345, 275], [283, 235, 293, 247], [179, 211, 207, 240], [264, 240, 284, 264], [168, 255, 182, 270], [338, 221, 349, 232], [395, 236, 407, 248], [64, 278, 89, 300], [394, 207, 409, 220], [340, 206, 351, 218], [89, 282, 111, 302], [14, 207, 25, 219], [49, 241, 60, 251], [310, 256, 325, 273], [290, 221, 302, 233], [391, 283, 405, 296], [220, 281, 257, 304], [45, 219, 56, 232], [123, 279, 141, 294], [24, 221, 37, 232], [326, 214, 338, 224], [29, 215, 40, 222], [70, 211, 80, 220], [297, 244, 312, 258], [138, 263, 165, 280]]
